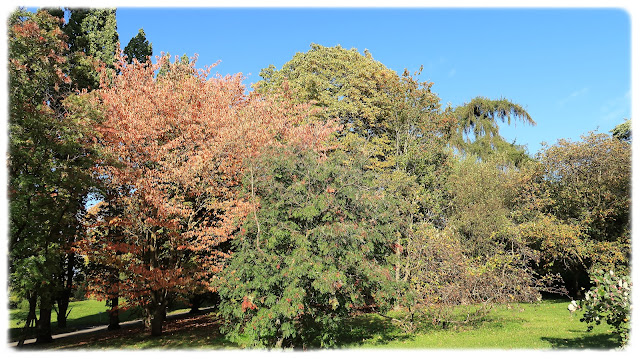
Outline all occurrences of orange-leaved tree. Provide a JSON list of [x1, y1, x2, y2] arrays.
[[75, 54, 332, 336]]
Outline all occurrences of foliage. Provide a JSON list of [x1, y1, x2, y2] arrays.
[[64, 8, 119, 90], [74, 54, 325, 336], [397, 153, 571, 324], [218, 147, 396, 348], [257, 43, 399, 137], [8, 8, 97, 343], [539, 132, 631, 277], [256, 44, 454, 173], [254, 44, 461, 339], [610, 118, 631, 142], [124, 28, 152, 64], [452, 96, 535, 164], [577, 270, 631, 346]]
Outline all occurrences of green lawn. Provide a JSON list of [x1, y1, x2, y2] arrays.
[[11, 299, 621, 349], [345, 300, 620, 349]]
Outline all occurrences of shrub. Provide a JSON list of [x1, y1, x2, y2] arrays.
[[578, 270, 631, 346]]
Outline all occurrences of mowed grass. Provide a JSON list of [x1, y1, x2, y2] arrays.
[[345, 300, 620, 349], [12, 299, 621, 349]]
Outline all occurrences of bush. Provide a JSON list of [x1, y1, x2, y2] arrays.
[[577, 270, 631, 346]]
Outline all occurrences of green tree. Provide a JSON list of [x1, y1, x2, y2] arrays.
[[610, 118, 631, 142], [64, 8, 119, 90], [452, 96, 535, 165], [123, 28, 152, 64], [256, 44, 456, 314], [538, 132, 631, 294], [218, 146, 396, 348], [257, 44, 399, 139], [8, 9, 95, 344]]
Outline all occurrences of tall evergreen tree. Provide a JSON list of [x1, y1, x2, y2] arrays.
[[124, 28, 153, 64], [64, 8, 119, 90]]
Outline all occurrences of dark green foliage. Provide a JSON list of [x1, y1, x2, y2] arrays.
[[124, 28, 152, 64], [64, 8, 119, 90], [218, 148, 396, 348]]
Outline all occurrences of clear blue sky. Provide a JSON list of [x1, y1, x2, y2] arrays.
[[115, 8, 630, 155]]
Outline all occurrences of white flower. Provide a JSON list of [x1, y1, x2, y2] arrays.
[[568, 301, 579, 312]]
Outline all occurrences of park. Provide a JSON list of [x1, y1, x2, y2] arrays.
[[7, 7, 631, 350]]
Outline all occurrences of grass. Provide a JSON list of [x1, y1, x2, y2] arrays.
[[10, 299, 622, 350], [343, 300, 621, 349]]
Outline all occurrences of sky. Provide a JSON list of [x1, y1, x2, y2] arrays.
[[107, 5, 632, 155]]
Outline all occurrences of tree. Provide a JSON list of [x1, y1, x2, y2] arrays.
[[610, 118, 631, 142], [257, 44, 399, 138], [64, 8, 119, 90], [124, 28, 152, 64], [8, 8, 94, 344], [73, 54, 325, 336], [438, 155, 557, 302], [538, 132, 631, 294], [256, 44, 457, 316], [218, 146, 396, 348], [452, 96, 535, 165]]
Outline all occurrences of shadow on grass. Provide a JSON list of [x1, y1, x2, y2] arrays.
[[8, 307, 142, 342], [334, 314, 414, 347], [541, 332, 621, 349], [28, 313, 237, 350]]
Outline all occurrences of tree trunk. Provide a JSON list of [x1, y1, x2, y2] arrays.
[[36, 294, 53, 344], [56, 252, 75, 328], [150, 302, 166, 336], [18, 292, 38, 347], [108, 296, 121, 330], [56, 295, 69, 329], [189, 293, 202, 314]]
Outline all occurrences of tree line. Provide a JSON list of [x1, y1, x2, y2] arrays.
[[8, 8, 631, 348]]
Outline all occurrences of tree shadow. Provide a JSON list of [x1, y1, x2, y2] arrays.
[[334, 313, 413, 347], [8, 306, 142, 342], [540, 331, 621, 349]]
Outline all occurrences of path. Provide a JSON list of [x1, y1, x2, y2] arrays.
[[8, 307, 215, 348]]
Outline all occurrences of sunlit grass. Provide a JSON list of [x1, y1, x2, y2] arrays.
[[347, 300, 620, 349], [12, 299, 621, 349]]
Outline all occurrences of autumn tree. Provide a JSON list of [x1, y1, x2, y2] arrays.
[[73, 54, 326, 336]]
